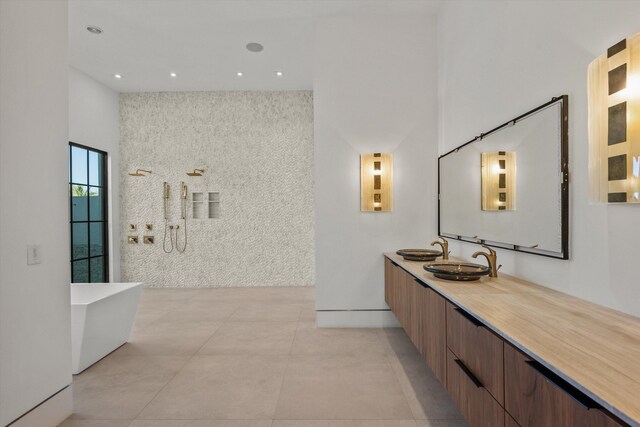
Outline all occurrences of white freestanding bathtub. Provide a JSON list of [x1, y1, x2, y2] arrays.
[[71, 282, 143, 374]]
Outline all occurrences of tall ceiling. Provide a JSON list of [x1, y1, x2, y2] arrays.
[[69, 0, 440, 92]]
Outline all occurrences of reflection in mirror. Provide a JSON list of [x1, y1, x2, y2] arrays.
[[438, 95, 568, 259], [481, 151, 516, 211]]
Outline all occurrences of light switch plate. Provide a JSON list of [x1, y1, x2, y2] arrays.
[[27, 244, 42, 265]]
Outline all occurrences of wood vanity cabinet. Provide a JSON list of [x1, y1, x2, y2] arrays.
[[504, 343, 624, 427], [384, 255, 633, 427]]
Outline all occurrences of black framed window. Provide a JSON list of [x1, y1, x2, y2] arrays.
[[69, 142, 109, 282]]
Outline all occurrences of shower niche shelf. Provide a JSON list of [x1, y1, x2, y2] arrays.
[[192, 192, 220, 219]]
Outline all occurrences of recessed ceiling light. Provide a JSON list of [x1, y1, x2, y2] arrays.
[[86, 25, 103, 34], [246, 42, 264, 53], [237, 72, 243, 77], [113, 74, 122, 79], [169, 72, 177, 78], [276, 71, 283, 77]]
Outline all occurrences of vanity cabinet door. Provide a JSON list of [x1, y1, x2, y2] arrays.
[[384, 258, 395, 311], [446, 348, 505, 427], [504, 343, 624, 427], [408, 279, 424, 350], [423, 286, 446, 385], [392, 262, 406, 325], [446, 301, 504, 405], [397, 268, 407, 329]]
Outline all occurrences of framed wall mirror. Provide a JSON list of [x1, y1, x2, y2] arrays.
[[438, 95, 569, 259]]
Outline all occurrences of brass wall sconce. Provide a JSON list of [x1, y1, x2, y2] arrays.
[[361, 153, 393, 212], [481, 151, 516, 211], [589, 33, 640, 203]]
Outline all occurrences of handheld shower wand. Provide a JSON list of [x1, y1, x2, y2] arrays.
[[176, 181, 188, 253], [162, 182, 174, 253]]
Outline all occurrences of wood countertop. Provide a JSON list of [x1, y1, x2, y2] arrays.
[[384, 252, 640, 427]]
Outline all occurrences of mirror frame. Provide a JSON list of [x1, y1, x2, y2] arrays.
[[437, 95, 569, 260]]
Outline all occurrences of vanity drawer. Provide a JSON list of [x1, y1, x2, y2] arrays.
[[422, 285, 446, 385], [504, 343, 625, 427], [446, 348, 505, 427], [446, 301, 504, 405]]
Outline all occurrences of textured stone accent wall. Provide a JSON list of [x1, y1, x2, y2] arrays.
[[119, 91, 314, 287]]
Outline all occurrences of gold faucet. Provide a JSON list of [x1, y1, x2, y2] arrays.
[[430, 237, 449, 260], [472, 245, 501, 277]]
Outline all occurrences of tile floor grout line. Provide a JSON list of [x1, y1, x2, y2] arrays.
[[380, 329, 424, 422], [271, 305, 302, 421], [128, 312, 227, 421]]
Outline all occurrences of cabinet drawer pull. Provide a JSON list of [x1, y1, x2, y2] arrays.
[[414, 278, 431, 289], [525, 360, 600, 410], [454, 307, 484, 327], [455, 358, 483, 388]]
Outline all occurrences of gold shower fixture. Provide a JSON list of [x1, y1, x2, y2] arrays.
[[187, 169, 205, 176], [129, 169, 152, 176]]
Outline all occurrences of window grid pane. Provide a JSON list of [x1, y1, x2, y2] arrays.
[[69, 142, 108, 283]]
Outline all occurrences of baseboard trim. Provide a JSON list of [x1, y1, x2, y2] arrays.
[[8, 385, 72, 427], [316, 309, 400, 328]]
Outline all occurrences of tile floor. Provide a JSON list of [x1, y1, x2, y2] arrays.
[[60, 287, 466, 427]]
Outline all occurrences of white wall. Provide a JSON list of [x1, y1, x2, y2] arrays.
[[0, 0, 72, 425], [438, 0, 640, 317], [69, 67, 121, 282], [314, 14, 438, 326]]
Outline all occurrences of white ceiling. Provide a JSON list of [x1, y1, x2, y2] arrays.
[[69, 0, 441, 92]]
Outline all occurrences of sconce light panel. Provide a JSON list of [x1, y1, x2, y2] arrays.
[[361, 153, 393, 212], [481, 151, 516, 211], [588, 33, 640, 203]]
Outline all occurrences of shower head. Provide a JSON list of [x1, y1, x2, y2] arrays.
[[129, 169, 152, 176], [186, 169, 204, 176]]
